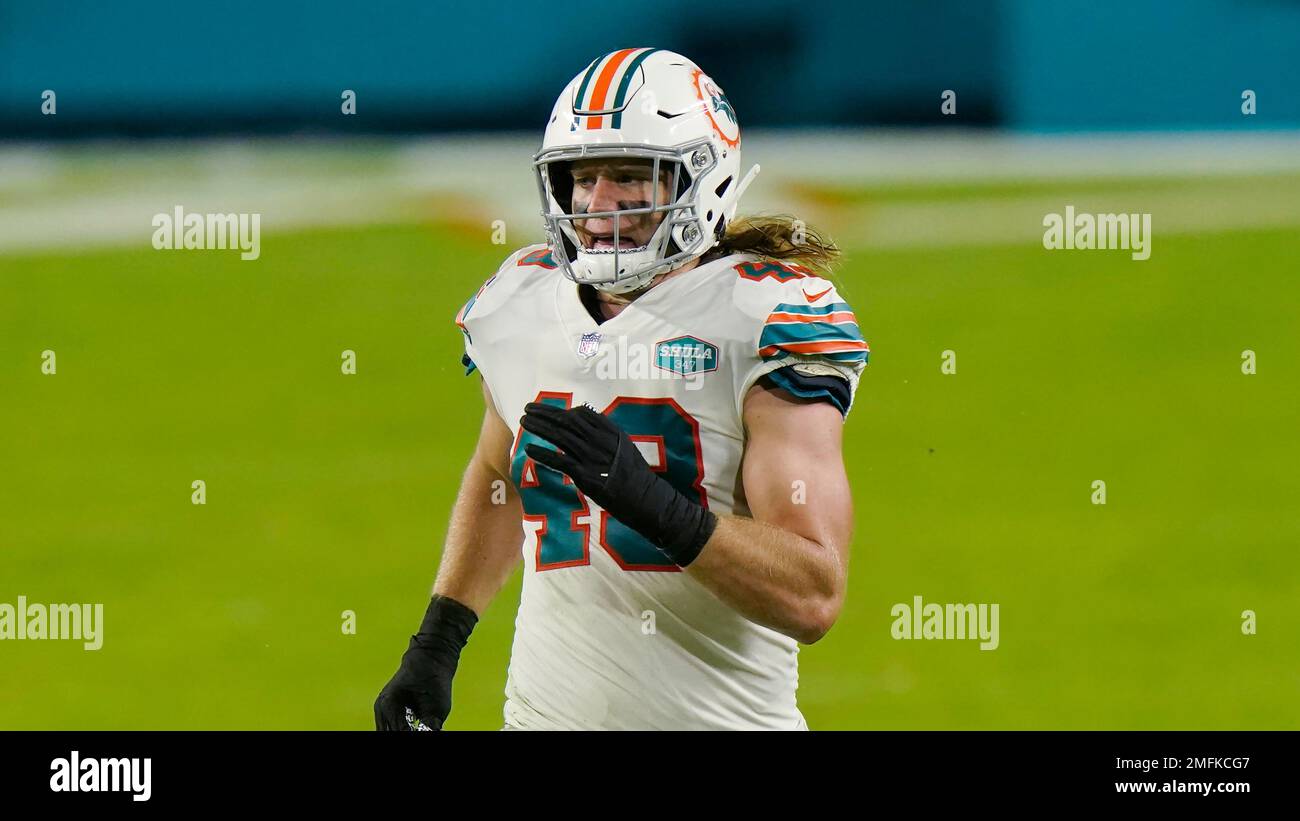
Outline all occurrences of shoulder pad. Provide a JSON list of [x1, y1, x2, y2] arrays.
[[730, 260, 868, 370], [455, 244, 554, 338]]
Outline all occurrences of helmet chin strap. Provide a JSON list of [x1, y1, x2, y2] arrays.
[[589, 269, 658, 298], [701, 162, 760, 252], [732, 163, 761, 210]]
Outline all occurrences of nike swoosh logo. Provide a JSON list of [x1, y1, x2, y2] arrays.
[[803, 286, 833, 302]]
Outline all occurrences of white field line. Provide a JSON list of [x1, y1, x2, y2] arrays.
[[0, 184, 422, 255], [823, 182, 1300, 250], [1, 131, 1297, 255]]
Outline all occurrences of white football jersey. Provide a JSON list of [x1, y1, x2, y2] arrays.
[[455, 243, 868, 730]]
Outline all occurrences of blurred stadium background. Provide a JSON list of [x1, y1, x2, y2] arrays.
[[1, 0, 1298, 729]]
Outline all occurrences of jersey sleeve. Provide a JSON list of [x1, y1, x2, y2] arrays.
[[758, 364, 854, 415], [453, 244, 555, 423], [454, 282, 490, 376], [736, 267, 869, 417], [454, 244, 556, 371]]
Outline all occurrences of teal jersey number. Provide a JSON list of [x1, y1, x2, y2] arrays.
[[510, 392, 707, 572]]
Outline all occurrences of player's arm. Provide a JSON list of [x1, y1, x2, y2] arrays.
[[681, 384, 851, 644], [430, 379, 524, 613], [374, 380, 522, 730]]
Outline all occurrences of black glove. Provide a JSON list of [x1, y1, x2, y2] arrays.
[[519, 402, 717, 567], [374, 595, 478, 731]]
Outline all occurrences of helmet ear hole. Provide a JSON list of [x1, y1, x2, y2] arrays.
[[714, 176, 733, 199], [674, 164, 690, 199]]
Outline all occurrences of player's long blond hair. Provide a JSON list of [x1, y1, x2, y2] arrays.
[[715, 214, 841, 274]]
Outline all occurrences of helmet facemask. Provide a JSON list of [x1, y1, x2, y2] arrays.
[[534, 140, 719, 294]]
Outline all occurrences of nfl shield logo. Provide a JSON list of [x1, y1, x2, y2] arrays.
[[577, 331, 602, 358]]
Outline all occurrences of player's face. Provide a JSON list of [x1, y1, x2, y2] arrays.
[[569, 159, 673, 251]]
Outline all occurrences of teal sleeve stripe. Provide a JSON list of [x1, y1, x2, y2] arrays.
[[770, 301, 854, 316], [760, 320, 863, 347], [459, 292, 478, 319], [822, 349, 869, 364], [456, 287, 483, 343], [760, 347, 869, 365], [461, 352, 477, 376]]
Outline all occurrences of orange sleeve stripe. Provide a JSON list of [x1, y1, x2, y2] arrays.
[[759, 340, 869, 357], [766, 311, 858, 324]]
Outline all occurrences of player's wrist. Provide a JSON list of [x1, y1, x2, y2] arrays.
[[411, 594, 478, 653], [650, 493, 718, 567], [608, 449, 718, 567]]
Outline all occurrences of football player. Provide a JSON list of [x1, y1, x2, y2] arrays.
[[375, 48, 869, 730]]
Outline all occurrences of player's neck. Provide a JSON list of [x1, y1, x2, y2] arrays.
[[583, 256, 702, 323]]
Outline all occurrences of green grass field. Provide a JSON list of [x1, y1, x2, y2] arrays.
[[2, 170, 1298, 729]]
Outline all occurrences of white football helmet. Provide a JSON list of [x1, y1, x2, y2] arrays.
[[534, 48, 760, 294]]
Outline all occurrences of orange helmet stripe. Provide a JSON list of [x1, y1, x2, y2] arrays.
[[586, 48, 638, 129]]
